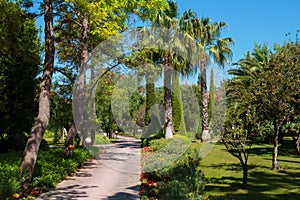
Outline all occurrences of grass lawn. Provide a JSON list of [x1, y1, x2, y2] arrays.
[[200, 140, 300, 199]]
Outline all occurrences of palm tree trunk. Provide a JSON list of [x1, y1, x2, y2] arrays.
[[164, 52, 174, 138], [200, 53, 210, 141], [20, 0, 54, 180]]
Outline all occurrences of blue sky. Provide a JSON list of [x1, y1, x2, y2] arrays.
[[177, 0, 300, 64]]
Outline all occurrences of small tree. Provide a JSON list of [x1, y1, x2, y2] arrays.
[[222, 106, 257, 188]]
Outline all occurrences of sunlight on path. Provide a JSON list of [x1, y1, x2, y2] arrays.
[[37, 136, 141, 200]]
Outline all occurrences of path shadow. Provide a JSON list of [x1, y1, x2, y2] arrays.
[[37, 184, 98, 200], [106, 184, 140, 200]]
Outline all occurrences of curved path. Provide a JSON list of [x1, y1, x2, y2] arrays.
[[37, 136, 141, 200]]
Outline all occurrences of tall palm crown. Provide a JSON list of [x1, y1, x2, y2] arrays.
[[185, 15, 234, 138], [151, 0, 200, 138]]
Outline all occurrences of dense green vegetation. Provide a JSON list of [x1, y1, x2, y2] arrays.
[[0, 0, 40, 153], [1, 0, 300, 199], [0, 146, 92, 199]]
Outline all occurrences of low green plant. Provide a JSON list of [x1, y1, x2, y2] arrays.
[[0, 147, 92, 199], [95, 134, 111, 145], [141, 137, 205, 200]]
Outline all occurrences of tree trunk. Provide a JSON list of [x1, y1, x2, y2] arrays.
[[90, 64, 96, 145], [296, 133, 300, 154], [74, 11, 89, 145], [272, 120, 280, 170], [164, 52, 174, 138], [242, 164, 248, 188], [200, 53, 210, 141], [20, 0, 54, 180], [64, 123, 77, 157]]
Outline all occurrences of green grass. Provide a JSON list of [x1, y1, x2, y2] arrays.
[[200, 140, 300, 199]]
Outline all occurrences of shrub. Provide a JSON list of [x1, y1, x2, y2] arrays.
[[95, 134, 111, 145], [141, 137, 205, 200], [39, 139, 50, 151], [0, 147, 92, 199], [141, 131, 164, 148]]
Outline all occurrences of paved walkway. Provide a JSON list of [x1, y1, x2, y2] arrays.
[[37, 136, 141, 200]]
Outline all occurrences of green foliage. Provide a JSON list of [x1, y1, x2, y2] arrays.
[[39, 139, 50, 151], [181, 84, 201, 134], [141, 131, 164, 147], [172, 71, 187, 134], [94, 134, 111, 145], [208, 67, 215, 123], [0, 0, 41, 152], [95, 72, 118, 136], [0, 157, 23, 198], [142, 139, 205, 199], [0, 148, 92, 199]]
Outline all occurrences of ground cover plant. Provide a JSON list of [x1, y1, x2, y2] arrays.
[[141, 136, 205, 200], [0, 147, 92, 199]]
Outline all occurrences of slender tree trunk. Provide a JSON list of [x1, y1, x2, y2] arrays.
[[74, 11, 89, 145], [90, 65, 96, 145], [296, 133, 300, 154], [20, 0, 54, 180], [242, 163, 248, 188], [200, 53, 210, 141], [164, 52, 174, 138], [272, 120, 280, 169], [64, 123, 77, 157]]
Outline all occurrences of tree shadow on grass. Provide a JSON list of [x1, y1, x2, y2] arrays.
[[205, 167, 300, 200]]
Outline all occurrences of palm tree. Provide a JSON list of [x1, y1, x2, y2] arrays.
[[152, 0, 199, 138], [188, 18, 234, 140]]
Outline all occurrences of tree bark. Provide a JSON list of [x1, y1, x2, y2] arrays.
[[272, 120, 280, 169], [164, 52, 174, 138], [200, 53, 210, 141], [296, 133, 300, 154], [90, 64, 96, 145], [242, 164, 248, 188], [74, 11, 89, 145], [20, 0, 54, 180], [64, 123, 77, 157]]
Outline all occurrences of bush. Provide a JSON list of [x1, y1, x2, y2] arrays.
[[95, 134, 111, 145], [141, 131, 164, 147], [141, 137, 205, 200], [39, 139, 50, 151], [0, 147, 92, 199]]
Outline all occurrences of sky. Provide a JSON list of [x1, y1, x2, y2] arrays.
[[177, 0, 300, 64]]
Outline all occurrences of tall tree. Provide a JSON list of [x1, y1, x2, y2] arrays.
[[20, 0, 55, 180], [153, 1, 198, 138], [189, 18, 233, 140], [56, 0, 169, 143]]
